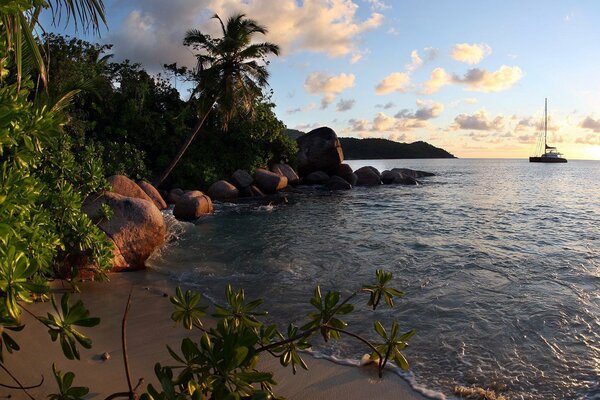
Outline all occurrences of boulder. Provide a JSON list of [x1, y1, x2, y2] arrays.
[[296, 127, 344, 176], [173, 191, 213, 221], [391, 168, 435, 179], [231, 170, 254, 189], [239, 185, 266, 198], [254, 168, 288, 193], [137, 180, 167, 210], [304, 171, 330, 185], [207, 180, 239, 202], [355, 166, 382, 186], [326, 175, 352, 190], [270, 164, 300, 185], [332, 163, 355, 184], [381, 170, 419, 185], [167, 188, 184, 205], [83, 192, 166, 270], [107, 175, 155, 206]]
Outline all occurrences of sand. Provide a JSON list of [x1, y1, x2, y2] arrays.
[[5, 270, 427, 399]]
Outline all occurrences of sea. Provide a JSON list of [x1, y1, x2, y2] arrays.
[[148, 158, 600, 400]]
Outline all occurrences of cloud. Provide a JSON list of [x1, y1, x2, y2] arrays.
[[406, 50, 423, 72], [580, 116, 600, 132], [422, 65, 523, 94], [423, 67, 452, 94], [423, 47, 439, 61], [375, 72, 410, 95], [387, 27, 400, 36], [376, 102, 396, 109], [451, 43, 492, 64], [286, 103, 317, 114], [575, 134, 600, 145], [395, 100, 444, 120], [372, 112, 397, 131], [348, 118, 370, 131], [108, 0, 384, 71], [452, 109, 505, 131], [304, 72, 355, 109], [364, 0, 390, 10], [336, 98, 356, 112]]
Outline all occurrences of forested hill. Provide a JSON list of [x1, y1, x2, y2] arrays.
[[285, 129, 455, 159]]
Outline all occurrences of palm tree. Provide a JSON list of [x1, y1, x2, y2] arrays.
[[153, 13, 280, 187]]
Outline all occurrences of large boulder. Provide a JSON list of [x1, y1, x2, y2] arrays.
[[326, 175, 352, 190], [173, 191, 213, 221], [270, 164, 300, 186], [107, 175, 155, 206], [254, 168, 288, 193], [239, 185, 266, 198], [304, 171, 329, 185], [83, 192, 166, 270], [332, 163, 355, 184], [167, 188, 184, 205], [355, 166, 382, 186], [381, 170, 418, 185], [207, 180, 239, 202], [296, 127, 344, 176], [231, 170, 254, 189], [137, 180, 167, 210], [391, 168, 435, 179]]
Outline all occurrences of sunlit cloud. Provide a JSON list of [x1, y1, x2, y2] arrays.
[[375, 72, 410, 95], [304, 72, 356, 109], [575, 134, 600, 145], [423, 65, 523, 93], [364, 0, 391, 11], [336, 98, 356, 112], [451, 109, 505, 131], [372, 112, 397, 131], [395, 100, 444, 120], [451, 43, 492, 64], [423, 67, 452, 94], [287, 103, 317, 114], [406, 50, 423, 72], [376, 101, 396, 109], [580, 116, 600, 132], [387, 27, 400, 36]]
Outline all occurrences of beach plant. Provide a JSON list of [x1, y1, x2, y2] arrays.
[[141, 270, 415, 400]]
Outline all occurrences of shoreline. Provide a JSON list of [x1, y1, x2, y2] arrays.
[[9, 270, 429, 399]]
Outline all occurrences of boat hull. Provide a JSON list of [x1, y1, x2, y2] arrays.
[[529, 156, 567, 163]]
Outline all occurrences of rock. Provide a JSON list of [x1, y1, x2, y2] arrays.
[[391, 168, 435, 179], [207, 180, 239, 201], [355, 166, 382, 186], [231, 170, 254, 189], [381, 170, 418, 185], [304, 171, 330, 185], [173, 191, 213, 221], [107, 175, 155, 206], [348, 173, 358, 186], [270, 163, 300, 185], [326, 175, 352, 190], [332, 163, 355, 184], [83, 192, 166, 270], [101, 352, 111, 361], [239, 185, 266, 198], [254, 168, 288, 193], [296, 127, 344, 176], [137, 180, 167, 210], [167, 188, 184, 205]]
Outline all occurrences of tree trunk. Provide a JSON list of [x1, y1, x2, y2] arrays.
[[153, 100, 217, 187]]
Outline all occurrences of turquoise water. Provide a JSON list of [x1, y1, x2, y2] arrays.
[[149, 159, 600, 400]]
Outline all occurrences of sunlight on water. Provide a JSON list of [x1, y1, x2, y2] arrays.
[[149, 159, 600, 400]]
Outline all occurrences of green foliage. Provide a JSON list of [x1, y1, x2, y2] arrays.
[[143, 270, 414, 399], [49, 364, 90, 400], [362, 269, 405, 309]]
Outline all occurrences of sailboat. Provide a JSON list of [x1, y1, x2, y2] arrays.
[[529, 98, 567, 163]]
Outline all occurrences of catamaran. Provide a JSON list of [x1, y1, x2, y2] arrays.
[[529, 98, 567, 163]]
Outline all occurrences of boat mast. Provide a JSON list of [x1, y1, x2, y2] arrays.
[[544, 98, 547, 151]]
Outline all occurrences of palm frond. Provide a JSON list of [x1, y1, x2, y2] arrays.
[[47, 0, 107, 34]]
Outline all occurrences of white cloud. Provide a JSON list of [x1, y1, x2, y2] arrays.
[[451, 43, 492, 64], [580, 116, 600, 132], [376, 101, 396, 109], [396, 100, 444, 120], [451, 109, 505, 131], [423, 65, 523, 94], [406, 50, 423, 72], [375, 72, 410, 95], [372, 112, 397, 131], [423, 67, 452, 94], [304, 72, 356, 109]]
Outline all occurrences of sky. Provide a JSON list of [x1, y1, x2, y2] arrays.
[[45, 0, 600, 160]]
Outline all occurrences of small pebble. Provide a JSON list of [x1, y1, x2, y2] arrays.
[[101, 352, 111, 361]]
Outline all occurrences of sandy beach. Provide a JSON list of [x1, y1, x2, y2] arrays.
[[6, 270, 427, 399]]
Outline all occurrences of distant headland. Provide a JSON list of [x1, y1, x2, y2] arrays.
[[286, 129, 456, 159]]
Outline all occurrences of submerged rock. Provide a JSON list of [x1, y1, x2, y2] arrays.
[[296, 127, 344, 176], [355, 166, 382, 186], [270, 163, 300, 186], [207, 180, 239, 201], [137, 180, 167, 210], [304, 171, 329, 185], [173, 191, 213, 221], [83, 192, 166, 270], [332, 163, 355, 185], [381, 170, 419, 185], [326, 175, 352, 190], [254, 168, 288, 193], [391, 168, 435, 179]]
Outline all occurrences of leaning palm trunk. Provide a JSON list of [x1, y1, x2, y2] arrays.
[[153, 99, 218, 187]]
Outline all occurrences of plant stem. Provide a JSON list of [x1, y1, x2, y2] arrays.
[[0, 363, 35, 400]]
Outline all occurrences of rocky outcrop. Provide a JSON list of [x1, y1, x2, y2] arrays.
[[137, 180, 167, 210], [254, 168, 288, 193], [231, 170, 254, 189], [391, 168, 435, 179], [270, 164, 300, 186], [83, 192, 166, 270], [167, 188, 184, 205], [296, 127, 344, 176], [332, 163, 356, 185], [304, 171, 329, 185], [207, 180, 239, 201], [381, 170, 418, 185], [107, 175, 155, 206], [326, 175, 352, 190], [173, 191, 213, 221], [355, 166, 382, 186]]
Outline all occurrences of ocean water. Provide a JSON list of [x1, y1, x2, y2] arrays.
[[149, 158, 600, 400]]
